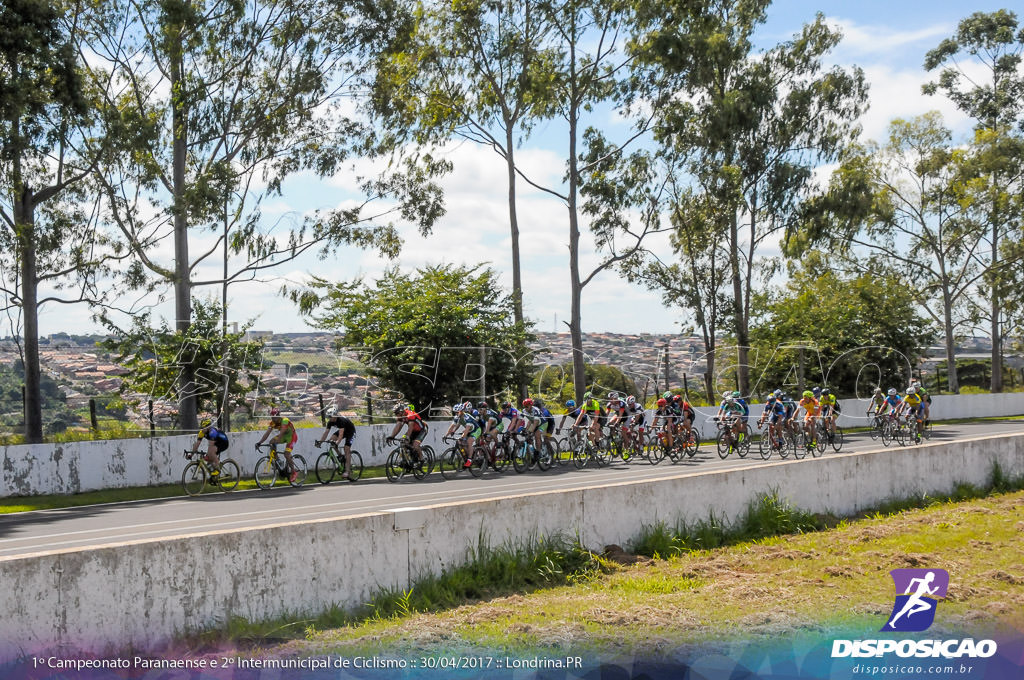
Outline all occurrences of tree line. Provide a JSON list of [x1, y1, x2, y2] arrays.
[[2, 0, 1022, 442]]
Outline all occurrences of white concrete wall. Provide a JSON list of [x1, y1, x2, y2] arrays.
[[3, 391, 1024, 498], [1, 432, 1021, 660]]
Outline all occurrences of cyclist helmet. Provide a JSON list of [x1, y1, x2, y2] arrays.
[[393, 404, 406, 415], [773, 389, 783, 398], [607, 391, 617, 399], [522, 398, 534, 408], [269, 407, 281, 416], [471, 409, 480, 417], [501, 401, 512, 410], [821, 388, 831, 396], [478, 401, 489, 410], [664, 391, 673, 400], [907, 386, 917, 395], [812, 386, 821, 396], [725, 396, 735, 404], [326, 406, 337, 417], [583, 391, 593, 400], [463, 400, 474, 411], [874, 387, 882, 395], [453, 403, 463, 413], [656, 398, 667, 407], [802, 390, 813, 399], [626, 395, 636, 405], [200, 417, 212, 428], [732, 390, 740, 398], [565, 399, 576, 408], [888, 388, 897, 396]]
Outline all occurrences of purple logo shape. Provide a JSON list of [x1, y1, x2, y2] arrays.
[[882, 568, 949, 632]]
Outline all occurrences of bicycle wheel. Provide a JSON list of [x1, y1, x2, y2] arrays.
[[830, 427, 844, 452], [215, 459, 240, 491], [646, 434, 666, 465], [792, 434, 807, 459], [735, 427, 750, 458], [468, 447, 488, 478], [440, 447, 462, 480], [869, 417, 880, 441], [716, 431, 732, 459], [348, 451, 364, 481], [513, 442, 531, 473], [494, 440, 512, 472], [182, 461, 207, 496], [758, 429, 772, 459], [288, 455, 307, 487], [573, 440, 589, 469], [315, 451, 338, 484], [881, 421, 893, 447], [536, 439, 555, 471], [385, 450, 403, 482], [420, 446, 436, 475], [594, 442, 611, 467], [254, 455, 277, 489]]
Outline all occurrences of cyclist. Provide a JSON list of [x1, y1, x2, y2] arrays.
[[476, 401, 503, 465], [881, 388, 903, 423], [869, 387, 886, 416], [651, 397, 676, 447], [899, 387, 925, 442], [910, 379, 932, 424], [574, 391, 604, 445], [624, 395, 647, 448], [536, 399, 557, 446], [605, 393, 629, 440], [757, 395, 786, 448], [798, 390, 820, 447], [255, 408, 299, 482], [558, 399, 584, 435], [500, 401, 524, 435], [388, 404, 427, 463], [520, 397, 547, 460], [731, 391, 750, 442], [316, 407, 356, 480], [819, 388, 838, 438], [444, 403, 481, 468], [191, 417, 228, 482]]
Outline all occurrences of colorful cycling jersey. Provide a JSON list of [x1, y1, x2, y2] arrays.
[[501, 406, 520, 424], [883, 395, 902, 410], [451, 412, 478, 429], [607, 400, 627, 417], [565, 406, 584, 421], [655, 407, 675, 423], [722, 401, 745, 416], [819, 394, 837, 410], [626, 402, 646, 421], [582, 399, 602, 414], [272, 417, 295, 435], [398, 409, 425, 432], [870, 395, 886, 410], [763, 400, 786, 416], [798, 398, 819, 416], [903, 393, 923, 408], [198, 426, 228, 445], [782, 398, 797, 418], [735, 398, 749, 416], [521, 406, 543, 424], [480, 409, 501, 429]]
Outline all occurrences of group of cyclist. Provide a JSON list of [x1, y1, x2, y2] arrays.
[[186, 378, 936, 486]]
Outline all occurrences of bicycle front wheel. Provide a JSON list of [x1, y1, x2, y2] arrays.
[[254, 456, 277, 489], [182, 461, 207, 496], [385, 450, 403, 482], [315, 451, 338, 484], [717, 431, 732, 459], [513, 443, 531, 473], [440, 447, 463, 480], [830, 427, 844, 452], [216, 459, 240, 491], [348, 451, 364, 481]]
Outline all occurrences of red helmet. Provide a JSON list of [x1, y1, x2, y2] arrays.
[[269, 407, 281, 417], [656, 398, 667, 407], [672, 394, 682, 402], [522, 398, 534, 407]]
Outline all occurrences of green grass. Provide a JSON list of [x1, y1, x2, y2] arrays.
[[179, 462, 1024, 653]]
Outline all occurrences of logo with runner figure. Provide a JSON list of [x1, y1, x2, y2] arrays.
[[882, 568, 949, 632]]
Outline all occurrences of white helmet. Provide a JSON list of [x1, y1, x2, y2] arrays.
[[326, 406, 337, 417], [907, 386, 917, 395], [888, 388, 897, 396], [453, 403, 464, 413], [626, 395, 636, 405]]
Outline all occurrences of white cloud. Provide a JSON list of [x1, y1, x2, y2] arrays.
[[828, 17, 952, 56]]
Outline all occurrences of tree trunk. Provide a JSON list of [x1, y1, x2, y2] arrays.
[[171, 30, 197, 430], [990, 223, 1002, 392], [568, 118, 586, 403], [729, 209, 749, 394], [505, 128, 527, 400], [942, 291, 959, 393], [14, 187, 43, 444]]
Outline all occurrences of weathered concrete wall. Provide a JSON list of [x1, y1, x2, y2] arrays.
[[1, 432, 1021, 660], [3, 392, 1024, 498]]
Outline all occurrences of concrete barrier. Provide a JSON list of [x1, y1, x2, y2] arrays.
[[1, 431, 1021, 660], [3, 392, 1024, 498]]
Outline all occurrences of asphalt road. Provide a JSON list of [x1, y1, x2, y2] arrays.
[[1, 421, 1020, 560]]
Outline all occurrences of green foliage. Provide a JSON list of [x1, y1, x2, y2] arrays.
[[300, 264, 534, 412], [749, 257, 935, 396], [100, 299, 269, 425]]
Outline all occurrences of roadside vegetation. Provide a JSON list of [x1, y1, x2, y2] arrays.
[[178, 465, 1024, 656]]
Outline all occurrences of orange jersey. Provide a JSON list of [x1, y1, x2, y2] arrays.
[[798, 397, 820, 416]]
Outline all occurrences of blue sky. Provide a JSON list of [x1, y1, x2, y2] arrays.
[[39, 2, 1012, 338]]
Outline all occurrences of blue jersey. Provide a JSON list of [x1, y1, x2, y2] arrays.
[[199, 426, 228, 445]]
